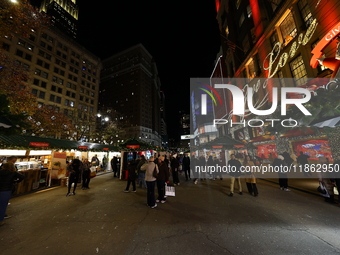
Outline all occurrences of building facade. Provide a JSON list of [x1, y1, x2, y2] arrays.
[[1, 0, 100, 140], [40, 0, 79, 39], [208, 0, 340, 161], [100, 44, 162, 146]]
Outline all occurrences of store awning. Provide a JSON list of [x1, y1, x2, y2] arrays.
[[312, 116, 340, 128], [280, 127, 317, 138], [119, 138, 158, 151], [0, 135, 120, 151]]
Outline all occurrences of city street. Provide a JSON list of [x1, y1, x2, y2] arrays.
[[1, 173, 340, 255]]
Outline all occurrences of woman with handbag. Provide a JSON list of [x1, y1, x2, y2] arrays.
[[141, 156, 159, 208]]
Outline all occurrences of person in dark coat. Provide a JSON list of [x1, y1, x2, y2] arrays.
[[170, 156, 180, 186], [66, 159, 83, 196], [297, 151, 311, 177], [156, 155, 170, 203], [0, 162, 24, 226], [111, 156, 118, 177], [124, 160, 137, 192], [182, 154, 191, 181]]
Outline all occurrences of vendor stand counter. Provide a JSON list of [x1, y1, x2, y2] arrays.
[[14, 161, 48, 195]]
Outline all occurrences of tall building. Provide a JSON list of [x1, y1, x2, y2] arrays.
[[1, 0, 100, 140], [100, 44, 162, 146], [40, 0, 79, 39]]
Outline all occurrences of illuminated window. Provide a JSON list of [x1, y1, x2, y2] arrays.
[[290, 55, 307, 87], [279, 12, 297, 42], [246, 58, 256, 81], [277, 70, 286, 87], [298, 0, 313, 28]]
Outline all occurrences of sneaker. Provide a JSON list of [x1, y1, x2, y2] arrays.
[[156, 200, 160, 203], [72, 192, 76, 195], [132, 190, 136, 192], [164, 195, 168, 198], [280, 187, 284, 190], [151, 204, 157, 208], [66, 193, 70, 197], [194, 180, 198, 184], [229, 193, 233, 197], [123, 190, 129, 193], [7, 203, 10, 206], [239, 192, 243, 195], [284, 188, 291, 191], [4, 215, 11, 219], [161, 200, 166, 204]]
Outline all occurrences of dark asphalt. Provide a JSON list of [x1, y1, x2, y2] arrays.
[[1, 172, 340, 255]]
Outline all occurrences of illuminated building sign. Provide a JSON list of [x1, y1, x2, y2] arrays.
[[78, 146, 88, 150], [126, 145, 140, 149], [310, 21, 340, 68]]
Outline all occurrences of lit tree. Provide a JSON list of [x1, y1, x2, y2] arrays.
[[0, 0, 49, 132], [0, 0, 49, 39], [26, 105, 74, 138]]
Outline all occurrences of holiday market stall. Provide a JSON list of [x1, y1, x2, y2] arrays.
[[0, 135, 119, 194]]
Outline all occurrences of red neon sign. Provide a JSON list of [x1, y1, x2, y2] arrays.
[[78, 146, 88, 150], [310, 21, 340, 68], [126, 145, 140, 149], [29, 142, 50, 147]]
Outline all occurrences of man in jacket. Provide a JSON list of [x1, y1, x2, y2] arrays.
[[141, 156, 159, 208], [136, 155, 147, 188], [156, 155, 170, 203], [228, 154, 243, 197]]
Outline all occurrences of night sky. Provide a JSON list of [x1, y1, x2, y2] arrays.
[[31, 1, 221, 140]]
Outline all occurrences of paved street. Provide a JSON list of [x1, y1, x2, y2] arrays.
[[1, 172, 340, 255]]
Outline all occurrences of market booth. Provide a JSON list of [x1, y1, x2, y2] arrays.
[[0, 135, 119, 195], [118, 138, 158, 180]]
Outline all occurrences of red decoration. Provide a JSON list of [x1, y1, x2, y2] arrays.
[[78, 146, 88, 150]]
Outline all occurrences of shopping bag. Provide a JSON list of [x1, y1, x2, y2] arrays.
[[90, 171, 96, 178], [317, 181, 329, 198], [165, 183, 175, 197], [334, 186, 339, 196]]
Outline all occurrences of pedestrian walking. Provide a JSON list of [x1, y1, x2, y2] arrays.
[[244, 155, 258, 197], [192, 155, 199, 184], [141, 156, 159, 208], [111, 156, 118, 177], [156, 155, 170, 203], [124, 160, 137, 192], [228, 154, 243, 196], [82, 158, 92, 189], [170, 156, 180, 186], [66, 159, 83, 196], [274, 155, 290, 191], [0, 162, 24, 226], [206, 155, 214, 180], [318, 156, 335, 203]]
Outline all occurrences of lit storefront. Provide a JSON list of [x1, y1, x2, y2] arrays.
[[0, 135, 119, 195]]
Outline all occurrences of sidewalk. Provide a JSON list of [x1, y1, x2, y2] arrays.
[[261, 178, 320, 196]]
